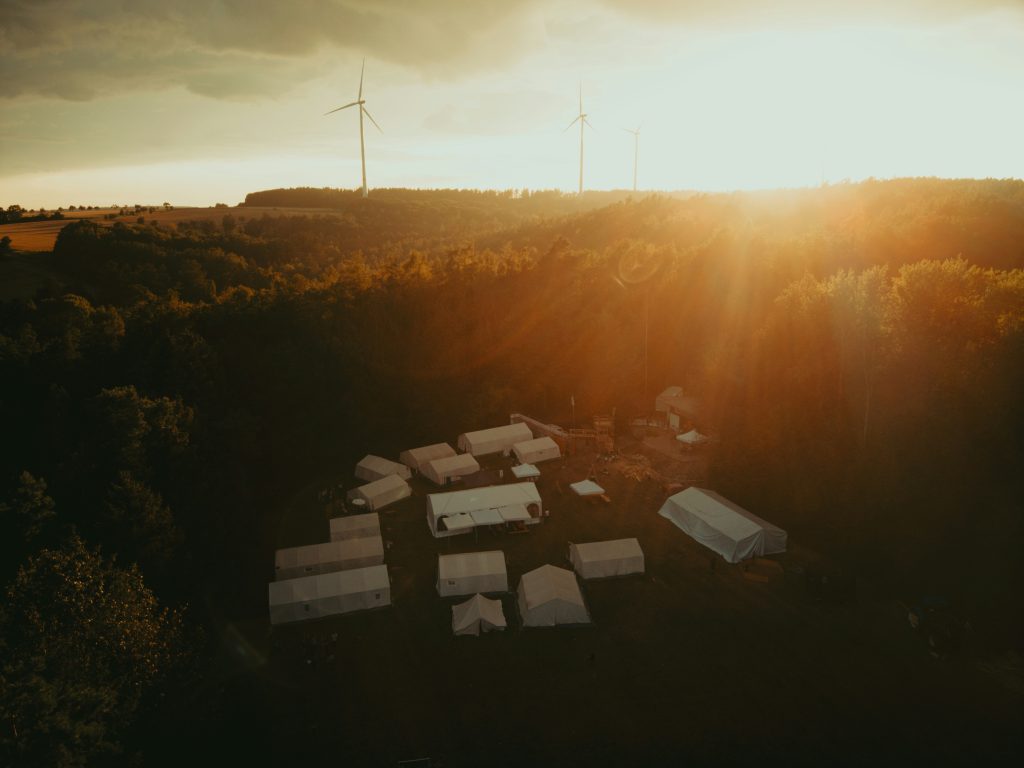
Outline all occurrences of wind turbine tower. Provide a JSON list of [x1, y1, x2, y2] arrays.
[[565, 84, 593, 195], [324, 59, 383, 198], [624, 126, 641, 192]]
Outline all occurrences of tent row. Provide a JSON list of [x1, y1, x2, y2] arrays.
[[269, 565, 391, 625], [427, 482, 542, 538], [275, 536, 384, 581]]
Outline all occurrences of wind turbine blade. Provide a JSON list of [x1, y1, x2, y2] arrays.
[[362, 106, 383, 133], [564, 115, 582, 132], [359, 58, 365, 100], [578, 82, 582, 114], [324, 101, 360, 115], [584, 117, 595, 130]]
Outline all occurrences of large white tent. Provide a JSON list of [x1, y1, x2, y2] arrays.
[[275, 536, 384, 580], [452, 594, 507, 636], [268, 565, 390, 625], [400, 443, 456, 473], [347, 473, 411, 511], [512, 436, 562, 465], [517, 564, 590, 627], [422, 453, 480, 486], [658, 487, 787, 563], [457, 422, 532, 456], [427, 482, 542, 537], [437, 550, 508, 597], [569, 538, 645, 580], [355, 454, 412, 482], [329, 511, 381, 542]]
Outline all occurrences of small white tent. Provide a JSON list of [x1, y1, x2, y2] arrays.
[[512, 436, 561, 465], [452, 594, 507, 636], [570, 480, 605, 497], [457, 422, 532, 456], [275, 536, 384, 580], [400, 443, 456, 473], [355, 454, 412, 482], [658, 487, 787, 563], [676, 429, 709, 446], [347, 473, 411, 511], [268, 565, 390, 625], [569, 538, 645, 579], [517, 564, 590, 627], [427, 482, 542, 537], [329, 511, 381, 542], [422, 453, 480, 486], [437, 550, 508, 597]]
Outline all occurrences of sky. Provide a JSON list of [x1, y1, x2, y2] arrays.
[[2, 0, 1023, 207]]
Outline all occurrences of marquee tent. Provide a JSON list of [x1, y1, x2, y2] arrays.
[[422, 453, 480, 486], [452, 594, 507, 636], [517, 564, 590, 627], [400, 443, 456, 473], [275, 535, 384, 580], [355, 454, 412, 482], [329, 511, 381, 542], [658, 487, 787, 563], [512, 436, 561, 465], [569, 538, 645, 579], [570, 480, 605, 497], [427, 482, 542, 537], [437, 550, 508, 597], [348, 474, 411, 511], [457, 422, 533, 456], [268, 565, 390, 625]]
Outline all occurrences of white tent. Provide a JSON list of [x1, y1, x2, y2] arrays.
[[511, 464, 540, 480], [452, 594, 507, 636], [355, 454, 412, 482], [400, 443, 456, 473], [570, 479, 605, 497], [348, 473, 411, 511], [427, 482, 542, 538], [655, 385, 700, 430], [676, 429, 709, 446], [512, 436, 561, 465], [329, 511, 381, 542], [457, 422, 533, 456], [437, 550, 508, 597], [275, 535, 384, 580], [422, 453, 480, 486], [517, 565, 590, 627], [268, 565, 390, 625], [658, 487, 787, 563], [569, 538, 645, 580]]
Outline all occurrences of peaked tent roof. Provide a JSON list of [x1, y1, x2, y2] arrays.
[[457, 422, 533, 456], [355, 454, 412, 482], [329, 511, 381, 541], [348, 473, 411, 511], [422, 453, 480, 485], [400, 443, 457, 472], [569, 538, 645, 579], [512, 436, 562, 465], [452, 593, 507, 636], [517, 564, 590, 627]]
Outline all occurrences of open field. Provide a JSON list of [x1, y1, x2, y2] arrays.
[[163, 438, 1023, 767]]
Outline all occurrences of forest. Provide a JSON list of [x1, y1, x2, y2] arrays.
[[1, 178, 1022, 766]]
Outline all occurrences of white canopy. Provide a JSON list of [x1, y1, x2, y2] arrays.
[[400, 443, 456, 472], [329, 511, 381, 542], [498, 504, 532, 522], [511, 464, 540, 479], [512, 436, 561, 465], [427, 482, 542, 538], [457, 422, 533, 456], [569, 538, 645, 580], [437, 550, 508, 597], [570, 480, 605, 497], [355, 454, 412, 482], [347, 473, 411, 511], [451, 594, 507, 636], [658, 487, 787, 563], [441, 513, 475, 533], [422, 453, 480, 486], [517, 565, 590, 627], [676, 429, 709, 446], [268, 565, 390, 625], [275, 535, 384, 580]]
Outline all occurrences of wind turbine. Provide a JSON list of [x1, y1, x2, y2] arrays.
[[564, 84, 593, 195], [623, 126, 641, 192], [324, 58, 383, 198]]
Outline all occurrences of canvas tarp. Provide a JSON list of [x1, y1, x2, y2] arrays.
[[512, 436, 561, 465], [422, 453, 480, 486], [355, 454, 412, 482], [511, 464, 540, 480], [427, 482, 542, 537], [452, 594, 507, 636], [676, 429, 709, 446], [658, 487, 787, 563], [268, 565, 390, 625], [517, 564, 590, 627], [570, 480, 605, 497], [400, 443, 456, 472], [437, 551, 508, 596], [347, 473, 411, 511], [329, 511, 381, 542], [569, 538, 645, 579], [457, 422, 533, 456], [275, 535, 384, 580]]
